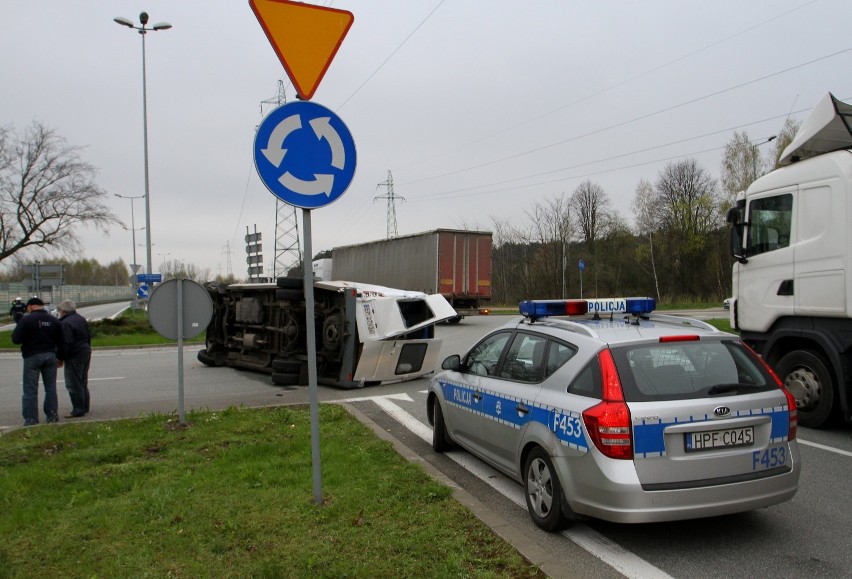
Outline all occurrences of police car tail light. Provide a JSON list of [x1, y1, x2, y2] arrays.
[[582, 349, 633, 460], [782, 387, 798, 440], [745, 343, 798, 441]]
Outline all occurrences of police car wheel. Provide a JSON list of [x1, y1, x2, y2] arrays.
[[524, 447, 569, 532], [432, 401, 453, 452]]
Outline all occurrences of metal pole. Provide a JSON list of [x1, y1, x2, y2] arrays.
[[177, 278, 185, 425], [303, 209, 323, 505], [141, 30, 153, 276], [130, 199, 138, 269]]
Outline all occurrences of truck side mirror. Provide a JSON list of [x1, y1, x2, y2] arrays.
[[728, 223, 747, 263], [726, 206, 742, 224], [726, 207, 748, 263]]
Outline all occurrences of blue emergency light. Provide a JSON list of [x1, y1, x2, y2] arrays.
[[519, 297, 656, 320]]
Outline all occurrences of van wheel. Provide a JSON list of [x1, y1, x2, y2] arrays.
[[776, 350, 836, 428], [524, 447, 569, 532], [271, 372, 300, 386]]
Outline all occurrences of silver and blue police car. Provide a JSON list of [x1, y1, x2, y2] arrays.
[[427, 297, 800, 531]]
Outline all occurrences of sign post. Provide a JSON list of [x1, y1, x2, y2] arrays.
[[147, 279, 213, 425], [250, 0, 355, 506], [579, 259, 585, 299]]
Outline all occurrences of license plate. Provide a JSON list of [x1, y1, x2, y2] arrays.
[[685, 426, 754, 452]]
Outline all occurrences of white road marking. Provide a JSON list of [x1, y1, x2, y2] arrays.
[[365, 394, 672, 579], [798, 438, 852, 458]]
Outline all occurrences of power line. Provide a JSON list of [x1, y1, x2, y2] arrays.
[[400, 44, 852, 188]]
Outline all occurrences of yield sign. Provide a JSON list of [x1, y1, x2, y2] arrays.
[[249, 0, 354, 100]]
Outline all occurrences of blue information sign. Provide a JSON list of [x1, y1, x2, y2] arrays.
[[254, 101, 357, 209], [137, 273, 162, 283], [579, 259, 585, 271]]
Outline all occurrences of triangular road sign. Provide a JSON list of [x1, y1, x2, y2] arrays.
[[249, 0, 354, 100]]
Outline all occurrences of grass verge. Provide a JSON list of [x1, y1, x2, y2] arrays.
[[0, 404, 543, 578]]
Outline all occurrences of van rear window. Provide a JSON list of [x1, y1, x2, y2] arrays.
[[610, 340, 776, 401]]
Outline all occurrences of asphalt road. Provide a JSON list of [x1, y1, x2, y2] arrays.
[[2, 309, 850, 577]]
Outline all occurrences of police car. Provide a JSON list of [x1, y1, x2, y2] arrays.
[[427, 297, 800, 531]]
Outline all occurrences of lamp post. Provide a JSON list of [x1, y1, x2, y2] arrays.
[[158, 252, 172, 273], [114, 12, 172, 276], [115, 193, 145, 273], [752, 135, 777, 182]]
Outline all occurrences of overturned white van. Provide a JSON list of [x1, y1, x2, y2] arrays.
[[197, 278, 457, 388]]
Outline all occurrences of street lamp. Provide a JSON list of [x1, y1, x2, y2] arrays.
[[752, 135, 777, 181], [158, 252, 172, 272], [115, 193, 145, 274], [114, 12, 172, 276]]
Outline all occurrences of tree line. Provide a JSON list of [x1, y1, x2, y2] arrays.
[[488, 118, 800, 305]]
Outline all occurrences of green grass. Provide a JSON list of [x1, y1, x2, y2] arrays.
[[0, 405, 543, 578]]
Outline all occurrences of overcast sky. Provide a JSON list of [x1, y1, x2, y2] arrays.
[[4, 0, 850, 279]]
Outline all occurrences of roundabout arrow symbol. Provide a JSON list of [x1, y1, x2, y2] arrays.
[[278, 171, 335, 197], [262, 113, 302, 167], [309, 117, 345, 170]]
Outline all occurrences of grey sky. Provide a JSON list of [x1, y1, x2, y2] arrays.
[[4, 0, 849, 278]]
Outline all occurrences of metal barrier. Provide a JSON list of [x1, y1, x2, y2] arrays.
[[1, 283, 134, 311]]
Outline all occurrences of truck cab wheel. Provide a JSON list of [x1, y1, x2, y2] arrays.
[[776, 350, 837, 428]]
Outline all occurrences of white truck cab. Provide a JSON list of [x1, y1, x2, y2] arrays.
[[728, 92, 852, 428]]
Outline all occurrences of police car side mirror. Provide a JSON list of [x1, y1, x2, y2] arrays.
[[442, 355, 461, 371]]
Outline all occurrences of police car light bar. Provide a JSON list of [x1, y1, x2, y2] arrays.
[[519, 297, 656, 320]]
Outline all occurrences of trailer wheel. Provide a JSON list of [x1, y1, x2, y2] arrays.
[[275, 288, 304, 301], [776, 350, 837, 428], [271, 372, 300, 386]]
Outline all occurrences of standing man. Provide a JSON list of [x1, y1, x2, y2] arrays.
[[11, 297, 66, 426], [58, 300, 91, 418], [9, 297, 26, 323]]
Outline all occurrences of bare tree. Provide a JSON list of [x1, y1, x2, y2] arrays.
[[654, 159, 722, 297], [631, 179, 661, 302], [570, 180, 610, 255], [656, 159, 720, 238], [0, 122, 119, 263]]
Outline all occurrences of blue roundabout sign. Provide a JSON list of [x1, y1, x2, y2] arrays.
[[254, 100, 357, 209]]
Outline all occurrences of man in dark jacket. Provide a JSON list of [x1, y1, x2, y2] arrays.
[[58, 300, 92, 418], [11, 297, 66, 426]]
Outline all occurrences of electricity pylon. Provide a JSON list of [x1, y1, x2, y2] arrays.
[[375, 170, 404, 239]]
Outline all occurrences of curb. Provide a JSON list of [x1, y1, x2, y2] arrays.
[[341, 402, 579, 579]]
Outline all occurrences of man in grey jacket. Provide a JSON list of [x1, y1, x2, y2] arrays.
[[58, 300, 92, 418]]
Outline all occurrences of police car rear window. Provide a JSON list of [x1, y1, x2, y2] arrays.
[[610, 340, 776, 401]]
